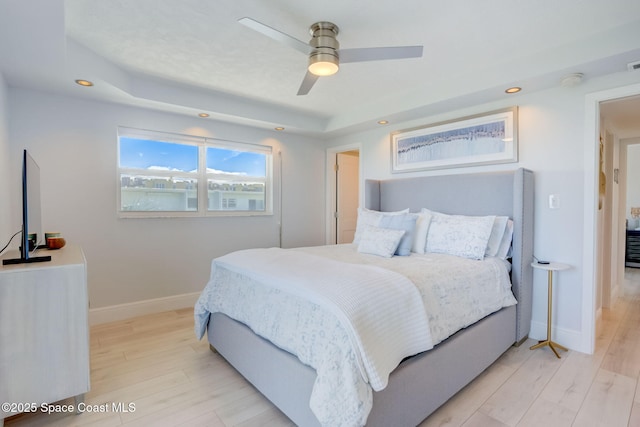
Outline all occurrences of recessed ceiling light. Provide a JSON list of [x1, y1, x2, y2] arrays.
[[198, 113, 210, 118], [505, 87, 521, 94], [75, 79, 93, 87], [377, 120, 389, 125], [274, 127, 285, 131]]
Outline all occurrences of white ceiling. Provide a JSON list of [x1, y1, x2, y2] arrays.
[[1, 0, 640, 137]]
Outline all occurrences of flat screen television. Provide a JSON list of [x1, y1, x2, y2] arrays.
[[2, 149, 51, 265]]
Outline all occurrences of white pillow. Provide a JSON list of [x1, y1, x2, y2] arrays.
[[425, 210, 496, 260], [357, 225, 406, 258], [412, 210, 433, 254], [485, 216, 509, 257], [352, 207, 409, 244], [496, 219, 514, 259], [379, 213, 418, 256]]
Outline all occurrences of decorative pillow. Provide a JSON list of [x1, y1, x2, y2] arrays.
[[425, 210, 496, 260], [412, 210, 433, 254], [379, 213, 418, 256], [485, 216, 509, 257], [496, 219, 514, 259], [357, 225, 405, 258], [352, 207, 409, 244]]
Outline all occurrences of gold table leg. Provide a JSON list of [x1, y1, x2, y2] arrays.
[[530, 269, 568, 358]]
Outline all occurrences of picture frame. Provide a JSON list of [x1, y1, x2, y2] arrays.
[[391, 107, 518, 173]]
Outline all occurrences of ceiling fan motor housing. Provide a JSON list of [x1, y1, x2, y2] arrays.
[[308, 22, 340, 75]]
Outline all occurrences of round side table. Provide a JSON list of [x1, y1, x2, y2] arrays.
[[530, 262, 571, 358]]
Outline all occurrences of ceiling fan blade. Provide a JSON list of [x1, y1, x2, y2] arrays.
[[339, 46, 423, 63], [238, 17, 311, 55], [297, 71, 320, 96]]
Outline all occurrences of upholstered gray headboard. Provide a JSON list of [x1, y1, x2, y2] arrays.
[[365, 168, 534, 344]]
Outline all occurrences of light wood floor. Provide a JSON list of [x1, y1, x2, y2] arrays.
[[5, 269, 640, 427]]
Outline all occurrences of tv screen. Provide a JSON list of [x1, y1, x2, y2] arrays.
[[2, 149, 51, 265], [23, 150, 43, 255]]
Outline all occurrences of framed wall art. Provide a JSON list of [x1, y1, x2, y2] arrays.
[[391, 107, 518, 173]]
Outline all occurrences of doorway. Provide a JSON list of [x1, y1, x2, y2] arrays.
[[587, 86, 640, 354], [336, 151, 360, 243], [598, 94, 640, 307], [325, 144, 361, 244], [620, 140, 640, 299]]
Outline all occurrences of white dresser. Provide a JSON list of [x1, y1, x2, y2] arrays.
[[0, 244, 89, 423]]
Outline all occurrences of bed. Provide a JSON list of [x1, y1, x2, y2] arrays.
[[195, 168, 534, 427]]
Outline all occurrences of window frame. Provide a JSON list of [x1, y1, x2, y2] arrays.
[[117, 127, 273, 218]]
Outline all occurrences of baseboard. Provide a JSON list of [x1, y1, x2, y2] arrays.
[[89, 292, 201, 325]]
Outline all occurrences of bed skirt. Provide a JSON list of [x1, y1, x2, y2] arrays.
[[208, 304, 516, 427]]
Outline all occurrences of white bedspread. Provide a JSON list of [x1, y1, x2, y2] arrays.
[[211, 247, 433, 390], [194, 244, 516, 427]]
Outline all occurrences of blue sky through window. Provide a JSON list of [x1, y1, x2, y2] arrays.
[[206, 147, 266, 177], [120, 137, 266, 176]]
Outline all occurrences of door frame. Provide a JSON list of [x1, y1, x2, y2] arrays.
[[583, 81, 640, 354], [325, 143, 362, 244]]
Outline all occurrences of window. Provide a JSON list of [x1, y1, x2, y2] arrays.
[[118, 127, 272, 217]]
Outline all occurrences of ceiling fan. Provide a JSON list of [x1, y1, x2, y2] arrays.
[[239, 17, 424, 95]]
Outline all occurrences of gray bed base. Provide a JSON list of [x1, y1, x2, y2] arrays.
[[206, 168, 534, 426]]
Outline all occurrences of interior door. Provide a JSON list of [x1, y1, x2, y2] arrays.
[[336, 151, 359, 244]]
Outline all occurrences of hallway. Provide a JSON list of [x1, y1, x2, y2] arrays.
[[623, 267, 640, 300]]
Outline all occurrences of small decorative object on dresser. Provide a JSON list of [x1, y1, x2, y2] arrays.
[[47, 237, 66, 249], [45, 232, 66, 249]]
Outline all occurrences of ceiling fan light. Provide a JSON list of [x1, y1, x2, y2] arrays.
[[308, 52, 339, 76], [308, 61, 339, 76]]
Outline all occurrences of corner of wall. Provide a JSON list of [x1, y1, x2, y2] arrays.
[[0, 72, 13, 241]]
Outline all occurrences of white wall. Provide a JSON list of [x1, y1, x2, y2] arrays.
[[627, 143, 640, 228], [0, 72, 11, 242], [324, 71, 640, 353], [7, 88, 326, 311]]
